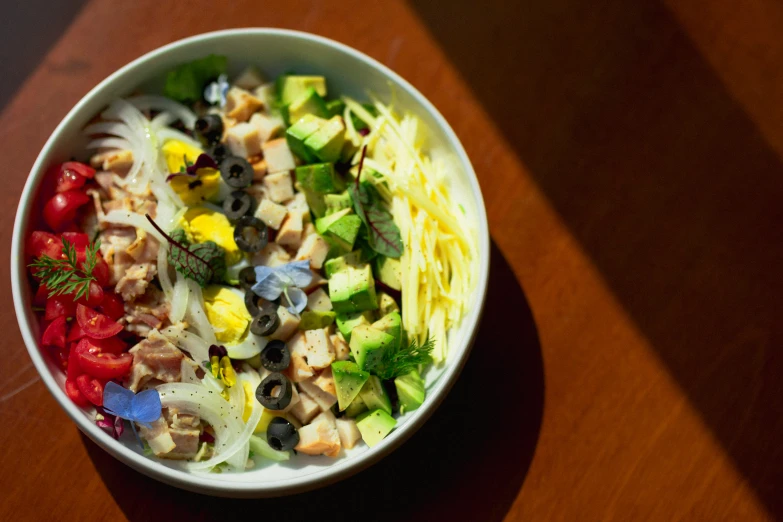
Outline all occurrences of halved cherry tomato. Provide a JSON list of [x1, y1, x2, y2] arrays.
[[41, 316, 67, 349], [43, 191, 90, 231], [45, 295, 76, 321], [26, 231, 62, 260], [93, 257, 110, 287], [76, 304, 123, 339], [78, 351, 132, 380], [87, 336, 126, 355], [74, 281, 104, 308], [66, 321, 86, 342], [56, 168, 86, 193], [33, 285, 49, 307], [60, 161, 95, 180], [65, 379, 90, 407], [99, 293, 125, 321], [67, 341, 84, 380], [61, 231, 89, 249], [76, 374, 105, 406]]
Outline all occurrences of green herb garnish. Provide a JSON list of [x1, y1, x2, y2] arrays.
[[163, 54, 228, 103], [146, 215, 226, 287], [28, 237, 101, 301], [348, 146, 403, 258], [374, 336, 435, 380]]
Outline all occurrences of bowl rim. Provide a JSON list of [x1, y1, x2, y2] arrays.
[[11, 27, 490, 497]]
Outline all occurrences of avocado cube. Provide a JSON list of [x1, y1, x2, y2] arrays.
[[288, 87, 329, 124], [304, 115, 346, 163], [285, 114, 326, 163], [325, 192, 352, 216], [316, 208, 352, 234], [395, 370, 425, 414], [278, 75, 327, 105], [335, 310, 373, 342], [376, 292, 400, 317], [349, 325, 393, 372], [358, 375, 393, 415], [344, 394, 368, 417], [295, 163, 339, 194], [326, 99, 346, 118], [332, 361, 370, 411], [328, 263, 378, 314], [316, 211, 362, 253], [372, 311, 402, 353], [324, 250, 362, 278], [356, 409, 397, 447], [374, 257, 402, 291], [303, 189, 327, 218], [298, 310, 336, 330], [340, 139, 359, 164]]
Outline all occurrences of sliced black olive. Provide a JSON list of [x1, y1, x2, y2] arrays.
[[266, 417, 299, 451], [244, 289, 264, 316], [194, 114, 223, 146], [208, 142, 229, 163], [233, 216, 268, 253], [238, 266, 257, 291], [220, 156, 254, 188], [260, 340, 290, 372], [223, 190, 255, 220], [250, 310, 280, 336], [256, 372, 293, 411]]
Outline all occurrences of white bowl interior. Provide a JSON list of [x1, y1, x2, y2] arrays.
[[11, 29, 490, 497]]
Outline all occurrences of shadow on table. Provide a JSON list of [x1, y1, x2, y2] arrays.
[[408, 0, 783, 517], [1, 0, 87, 113], [83, 240, 544, 521]]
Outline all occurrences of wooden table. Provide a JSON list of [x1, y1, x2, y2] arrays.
[[1, 1, 781, 520]]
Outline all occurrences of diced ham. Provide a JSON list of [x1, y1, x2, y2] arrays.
[[302, 272, 327, 293], [286, 332, 314, 382], [299, 375, 338, 411], [295, 410, 341, 457], [254, 198, 288, 230], [268, 305, 300, 342], [127, 330, 184, 391], [306, 288, 332, 312], [276, 211, 304, 249], [115, 262, 156, 302], [331, 333, 350, 361], [304, 328, 335, 369], [225, 86, 263, 122], [295, 233, 329, 269], [290, 391, 320, 425], [124, 286, 170, 337], [336, 417, 362, 449], [138, 416, 176, 455], [226, 122, 261, 158], [252, 83, 277, 108], [167, 427, 201, 459], [263, 171, 295, 203], [262, 138, 296, 174], [249, 112, 283, 144], [233, 66, 265, 91], [312, 366, 336, 396], [286, 192, 308, 214]]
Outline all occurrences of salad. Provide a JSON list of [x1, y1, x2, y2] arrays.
[[24, 55, 477, 472]]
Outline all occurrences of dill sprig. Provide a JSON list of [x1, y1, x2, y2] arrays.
[[375, 336, 435, 380], [29, 237, 101, 300]]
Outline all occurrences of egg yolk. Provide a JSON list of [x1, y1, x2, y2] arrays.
[[180, 207, 242, 265], [202, 286, 252, 345], [162, 139, 220, 206]]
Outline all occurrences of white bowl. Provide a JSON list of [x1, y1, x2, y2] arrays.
[[10, 28, 490, 497]]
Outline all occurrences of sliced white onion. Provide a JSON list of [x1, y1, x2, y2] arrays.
[[180, 359, 201, 385], [102, 210, 166, 243], [128, 95, 198, 129], [160, 325, 210, 364], [151, 111, 176, 129], [225, 333, 266, 360], [169, 275, 189, 324], [156, 128, 203, 150], [87, 137, 132, 150], [185, 279, 217, 346], [157, 242, 173, 299], [84, 122, 138, 144]]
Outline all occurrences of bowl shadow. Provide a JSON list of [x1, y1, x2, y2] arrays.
[[82, 239, 543, 521]]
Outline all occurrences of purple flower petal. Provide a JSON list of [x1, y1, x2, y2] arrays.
[[185, 153, 218, 175]]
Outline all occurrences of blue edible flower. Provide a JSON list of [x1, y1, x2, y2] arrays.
[[103, 381, 162, 448], [204, 74, 230, 107], [251, 260, 313, 315]]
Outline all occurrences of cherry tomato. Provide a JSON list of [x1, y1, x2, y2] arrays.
[[43, 191, 90, 231], [66, 321, 86, 342], [60, 161, 95, 179], [99, 293, 125, 321], [44, 295, 76, 321], [41, 316, 67, 349], [49, 344, 69, 372], [78, 351, 132, 380], [61, 231, 89, 249], [26, 231, 63, 260], [74, 244, 110, 287], [74, 281, 104, 308], [65, 379, 90, 408], [56, 168, 86, 193], [76, 374, 105, 406], [76, 304, 123, 338], [33, 285, 49, 307], [87, 336, 126, 355], [67, 342, 84, 380]]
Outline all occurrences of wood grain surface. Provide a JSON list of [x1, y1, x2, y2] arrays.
[[1, 1, 781, 520]]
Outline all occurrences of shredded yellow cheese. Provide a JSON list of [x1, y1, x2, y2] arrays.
[[343, 96, 478, 363]]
